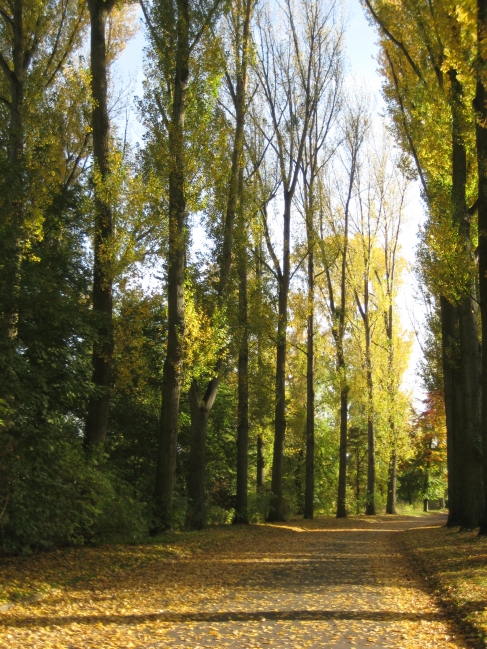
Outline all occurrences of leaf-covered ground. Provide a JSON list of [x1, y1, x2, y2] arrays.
[[0, 514, 471, 648], [400, 520, 487, 648]]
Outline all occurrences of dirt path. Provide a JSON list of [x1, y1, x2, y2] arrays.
[[0, 514, 469, 648]]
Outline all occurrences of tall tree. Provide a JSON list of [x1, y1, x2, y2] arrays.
[[299, 60, 342, 518], [476, 0, 487, 535], [0, 0, 87, 348], [318, 98, 369, 518], [185, 0, 255, 531], [256, 0, 341, 522], [142, 0, 223, 530], [363, 0, 482, 528], [84, 0, 118, 450]]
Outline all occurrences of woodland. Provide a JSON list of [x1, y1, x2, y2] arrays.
[[1, 0, 485, 553]]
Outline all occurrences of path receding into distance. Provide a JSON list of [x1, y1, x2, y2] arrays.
[[0, 514, 469, 648]]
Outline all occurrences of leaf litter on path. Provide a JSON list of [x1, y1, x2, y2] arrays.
[[0, 514, 471, 648]]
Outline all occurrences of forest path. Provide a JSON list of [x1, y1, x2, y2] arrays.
[[0, 514, 469, 648]]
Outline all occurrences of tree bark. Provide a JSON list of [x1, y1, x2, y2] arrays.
[[385, 304, 397, 516], [475, 0, 487, 535], [186, 0, 253, 530], [267, 195, 291, 522], [450, 69, 483, 529], [257, 434, 265, 490], [304, 233, 314, 520], [152, 0, 190, 530], [386, 452, 397, 515], [85, 0, 116, 451], [234, 186, 249, 524], [441, 296, 462, 526], [364, 321, 376, 516], [187, 378, 219, 529]]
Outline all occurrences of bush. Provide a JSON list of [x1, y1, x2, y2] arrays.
[[0, 421, 149, 553]]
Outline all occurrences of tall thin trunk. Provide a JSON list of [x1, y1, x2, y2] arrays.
[[450, 69, 482, 529], [386, 452, 397, 515], [234, 172, 249, 525], [268, 195, 291, 522], [186, 0, 253, 530], [153, 0, 189, 530], [386, 305, 397, 515], [475, 0, 487, 535], [257, 434, 265, 489], [256, 246, 265, 493], [304, 230, 314, 520], [365, 318, 375, 515], [356, 453, 360, 512], [85, 0, 116, 451], [441, 296, 462, 526], [186, 377, 219, 529], [335, 149, 353, 520]]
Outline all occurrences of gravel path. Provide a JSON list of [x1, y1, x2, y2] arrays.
[[0, 514, 469, 648]]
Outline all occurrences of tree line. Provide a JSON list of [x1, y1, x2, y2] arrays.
[[0, 0, 446, 551]]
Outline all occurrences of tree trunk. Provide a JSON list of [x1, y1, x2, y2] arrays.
[[475, 0, 487, 534], [304, 226, 314, 520], [365, 321, 376, 516], [336, 383, 348, 518], [386, 451, 397, 515], [153, 0, 190, 530], [356, 451, 361, 514], [268, 195, 291, 522], [423, 498, 429, 512], [441, 297, 462, 527], [335, 170, 351, 519], [257, 434, 265, 489], [186, 0, 252, 530], [85, 0, 116, 451], [187, 378, 218, 529], [234, 206, 249, 525], [385, 304, 397, 516], [450, 69, 483, 529]]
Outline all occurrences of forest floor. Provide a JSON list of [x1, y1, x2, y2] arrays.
[[0, 513, 483, 648]]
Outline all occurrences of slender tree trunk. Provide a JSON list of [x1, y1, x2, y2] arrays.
[[186, 378, 219, 529], [187, 380, 210, 530], [335, 165, 352, 520], [186, 0, 252, 530], [234, 185, 249, 524], [441, 296, 462, 526], [257, 434, 265, 489], [256, 248, 265, 494], [365, 319, 376, 515], [153, 0, 190, 529], [386, 305, 397, 516], [85, 0, 116, 451], [475, 0, 487, 535], [268, 196, 291, 522], [336, 380, 348, 518], [450, 70, 483, 528], [304, 240, 314, 520], [386, 452, 397, 515], [356, 453, 360, 514]]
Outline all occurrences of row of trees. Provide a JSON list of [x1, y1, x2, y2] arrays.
[[362, 0, 487, 531], [0, 0, 436, 550]]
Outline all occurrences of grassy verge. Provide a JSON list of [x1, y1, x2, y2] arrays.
[[400, 520, 487, 648]]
